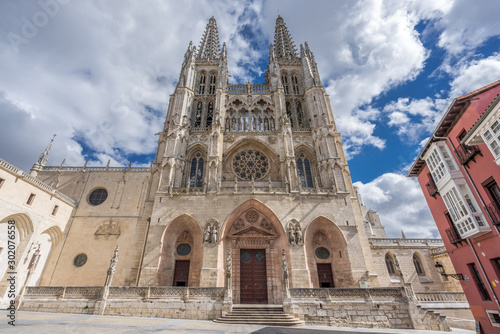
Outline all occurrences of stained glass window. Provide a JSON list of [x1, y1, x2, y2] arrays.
[[297, 154, 313, 188], [189, 153, 204, 187]]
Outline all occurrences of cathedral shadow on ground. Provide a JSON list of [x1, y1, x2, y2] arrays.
[[250, 327, 399, 334]]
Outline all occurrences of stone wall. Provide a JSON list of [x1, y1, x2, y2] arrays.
[[284, 286, 449, 331], [20, 286, 225, 320]]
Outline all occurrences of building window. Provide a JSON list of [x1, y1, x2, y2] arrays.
[[209, 74, 216, 94], [26, 193, 36, 206], [206, 101, 214, 127], [297, 154, 313, 188], [198, 73, 206, 94], [442, 184, 486, 237], [482, 119, 500, 157], [281, 74, 289, 95], [0, 178, 5, 189], [468, 262, 491, 301], [491, 257, 500, 278], [194, 102, 202, 128], [425, 144, 457, 185], [232, 149, 269, 180], [74, 253, 88, 268], [292, 74, 299, 94], [51, 205, 59, 216], [413, 254, 425, 276], [88, 188, 108, 206], [486, 310, 500, 327], [385, 254, 395, 275], [189, 153, 204, 188]]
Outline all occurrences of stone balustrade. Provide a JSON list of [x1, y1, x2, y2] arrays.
[[42, 166, 150, 173], [290, 287, 405, 301], [415, 292, 467, 303], [369, 238, 444, 247], [23, 286, 225, 300], [0, 159, 77, 206], [228, 83, 270, 95]]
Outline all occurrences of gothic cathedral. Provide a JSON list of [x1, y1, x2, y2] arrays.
[[3, 18, 462, 322], [141, 16, 376, 304]]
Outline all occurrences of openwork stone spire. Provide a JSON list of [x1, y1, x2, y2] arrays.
[[273, 15, 298, 61], [197, 17, 221, 61], [37, 134, 56, 166]]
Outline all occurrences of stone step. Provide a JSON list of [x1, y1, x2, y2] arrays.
[[213, 319, 304, 326], [222, 314, 296, 319], [214, 304, 304, 327]]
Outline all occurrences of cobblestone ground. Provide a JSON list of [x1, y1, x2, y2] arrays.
[[1, 312, 475, 334]]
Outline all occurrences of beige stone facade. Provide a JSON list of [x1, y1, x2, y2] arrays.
[[0, 16, 474, 329]]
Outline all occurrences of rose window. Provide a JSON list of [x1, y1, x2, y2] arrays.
[[232, 149, 269, 180]]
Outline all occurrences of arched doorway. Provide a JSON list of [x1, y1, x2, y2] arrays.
[[156, 214, 203, 286], [304, 216, 354, 288], [221, 200, 287, 304]]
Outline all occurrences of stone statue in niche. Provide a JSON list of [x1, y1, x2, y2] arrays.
[[295, 224, 303, 244], [211, 223, 218, 243], [288, 223, 296, 244], [204, 223, 212, 243], [288, 220, 303, 245], [204, 219, 219, 244]]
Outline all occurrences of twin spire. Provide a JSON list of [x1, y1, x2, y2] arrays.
[[273, 15, 298, 61], [197, 16, 221, 61], [196, 15, 298, 62]]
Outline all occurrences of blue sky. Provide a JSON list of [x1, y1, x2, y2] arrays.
[[1, 0, 500, 238]]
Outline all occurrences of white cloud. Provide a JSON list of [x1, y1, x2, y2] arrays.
[[0, 0, 266, 171], [383, 96, 449, 141], [436, 0, 500, 55], [449, 54, 500, 98], [354, 173, 439, 238]]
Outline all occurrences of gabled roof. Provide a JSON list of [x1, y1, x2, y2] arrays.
[[461, 93, 500, 145], [407, 80, 500, 177]]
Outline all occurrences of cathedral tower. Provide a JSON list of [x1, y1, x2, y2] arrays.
[[140, 16, 376, 303]]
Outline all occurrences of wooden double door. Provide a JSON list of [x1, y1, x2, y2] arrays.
[[173, 260, 190, 286], [240, 249, 268, 304], [317, 263, 334, 288]]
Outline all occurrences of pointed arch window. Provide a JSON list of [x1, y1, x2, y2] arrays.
[[292, 74, 299, 94], [198, 73, 206, 94], [209, 74, 216, 94], [297, 154, 313, 188], [189, 153, 204, 188], [286, 101, 294, 127], [194, 102, 202, 128], [206, 101, 214, 127], [296, 102, 304, 127], [385, 254, 395, 275], [281, 74, 289, 95], [413, 254, 425, 276]]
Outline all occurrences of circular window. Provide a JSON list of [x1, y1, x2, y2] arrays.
[[88, 188, 108, 206], [177, 244, 191, 256], [241, 250, 251, 263], [315, 247, 330, 260], [74, 253, 88, 267], [232, 149, 269, 180], [255, 251, 266, 262]]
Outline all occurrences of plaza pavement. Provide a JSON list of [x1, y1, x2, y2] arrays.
[[1, 312, 476, 334]]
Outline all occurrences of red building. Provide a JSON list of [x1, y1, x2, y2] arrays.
[[408, 80, 500, 333]]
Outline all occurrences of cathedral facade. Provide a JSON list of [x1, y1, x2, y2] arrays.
[[0, 16, 470, 329]]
